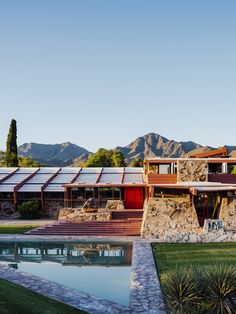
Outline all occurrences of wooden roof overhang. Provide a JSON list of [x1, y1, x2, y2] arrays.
[[148, 184, 190, 189], [189, 186, 236, 195], [144, 158, 236, 164], [188, 147, 228, 158], [63, 183, 146, 188], [149, 183, 236, 195]]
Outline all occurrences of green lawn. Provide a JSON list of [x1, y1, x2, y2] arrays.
[[152, 242, 236, 274], [0, 278, 87, 314], [0, 225, 39, 234]]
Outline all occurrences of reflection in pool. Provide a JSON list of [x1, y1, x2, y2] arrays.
[[0, 241, 132, 306]]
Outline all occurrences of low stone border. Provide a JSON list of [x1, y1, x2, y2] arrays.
[[0, 264, 129, 314], [130, 241, 166, 314], [0, 234, 140, 242], [0, 235, 166, 314]]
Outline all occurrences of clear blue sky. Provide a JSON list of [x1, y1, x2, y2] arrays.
[[0, 0, 235, 152]]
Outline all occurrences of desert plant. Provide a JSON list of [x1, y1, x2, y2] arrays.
[[202, 264, 236, 314], [18, 201, 41, 219], [161, 267, 202, 314]]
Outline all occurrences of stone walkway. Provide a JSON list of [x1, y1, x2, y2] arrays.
[[0, 264, 129, 314], [0, 235, 166, 314], [130, 242, 166, 314]]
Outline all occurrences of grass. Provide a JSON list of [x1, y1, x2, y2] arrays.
[[152, 242, 236, 274], [152, 243, 236, 314], [0, 225, 39, 234], [0, 278, 87, 314]]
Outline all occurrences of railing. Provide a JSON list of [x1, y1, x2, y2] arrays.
[[147, 174, 177, 184], [208, 174, 236, 184]]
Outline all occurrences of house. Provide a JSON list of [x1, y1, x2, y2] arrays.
[[142, 151, 236, 239], [0, 148, 235, 240]]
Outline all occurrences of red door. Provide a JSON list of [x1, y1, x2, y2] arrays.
[[125, 188, 143, 209]]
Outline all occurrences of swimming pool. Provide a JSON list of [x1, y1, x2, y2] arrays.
[[0, 241, 133, 306]]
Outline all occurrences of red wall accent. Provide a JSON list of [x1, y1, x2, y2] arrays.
[[125, 187, 143, 209]]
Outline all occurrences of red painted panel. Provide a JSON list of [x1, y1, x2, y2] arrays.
[[125, 188, 143, 209]]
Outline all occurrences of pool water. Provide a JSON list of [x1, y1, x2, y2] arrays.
[[0, 241, 132, 306]]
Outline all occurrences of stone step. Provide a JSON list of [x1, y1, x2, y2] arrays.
[[26, 219, 142, 236]]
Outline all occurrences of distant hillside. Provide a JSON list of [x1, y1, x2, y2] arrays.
[[116, 133, 204, 163], [18, 133, 234, 166], [18, 142, 90, 166]]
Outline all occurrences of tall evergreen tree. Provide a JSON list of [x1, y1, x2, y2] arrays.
[[5, 119, 19, 167]]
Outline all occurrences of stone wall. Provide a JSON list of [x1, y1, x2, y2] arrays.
[[219, 197, 236, 231], [105, 200, 124, 210], [141, 197, 200, 240], [58, 208, 111, 222], [151, 230, 236, 243], [177, 160, 208, 182]]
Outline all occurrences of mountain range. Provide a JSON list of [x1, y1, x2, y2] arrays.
[[18, 133, 235, 166]]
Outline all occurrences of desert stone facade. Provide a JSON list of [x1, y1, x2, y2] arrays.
[[141, 197, 200, 239], [105, 200, 124, 210], [219, 197, 236, 231], [177, 160, 208, 182], [58, 208, 111, 222]]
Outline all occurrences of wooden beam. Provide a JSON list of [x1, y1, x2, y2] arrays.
[[121, 167, 125, 183], [70, 167, 82, 183], [188, 147, 229, 158], [96, 168, 103, 183], [41, 168, 61, 209], [0, 167, 19, 183], [13, 168, 40, 209]]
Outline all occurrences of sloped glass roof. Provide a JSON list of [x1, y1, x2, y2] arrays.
[[80, 168, 102, 174], [59, 168, 80, 174], [44, 184, 64, 192], [19, 184, 42, 192], [102, 168, 124, 173], [99, 173, 123, 184], [124, 167, 143, 173], [0, 167, 145, 193], [50, 173, 76, 184], [0, 168, 18, 174], [0, 184, 15, 192], [74, 173, 98, 184], [3, 173, 32, 184], [16, 168, 38, 174], [123, 173, 144, 183], [26, 173, 54, 184]]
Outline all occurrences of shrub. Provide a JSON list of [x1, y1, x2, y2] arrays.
[[18, 201, 41, 219], [161, 264, 236, 314], [202, 264, 236, 314], [162, 267, 202, 314]]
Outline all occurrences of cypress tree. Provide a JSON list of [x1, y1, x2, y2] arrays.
[[5, 119, 18, 167]]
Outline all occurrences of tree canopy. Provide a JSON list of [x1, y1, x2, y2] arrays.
[[5, 119, 18, 167], [85, 148, 126, 167], [18, 156, 40, 167], [129, 158, 143, 167]]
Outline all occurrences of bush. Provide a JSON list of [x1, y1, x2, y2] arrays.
[[18, 201, 41, 219], [161, 264, 236, 314], [202, 264, 236, 314], [162, 267, 202, 314]]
